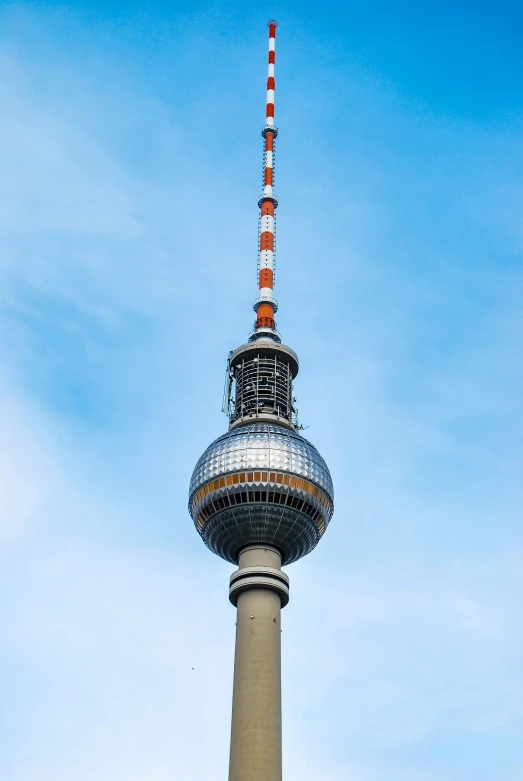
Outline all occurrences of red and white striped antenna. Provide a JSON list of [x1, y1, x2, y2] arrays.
[[252, 20, 279, 342]]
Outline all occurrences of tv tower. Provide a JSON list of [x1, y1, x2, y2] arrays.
[[189, 21, 334, 781]]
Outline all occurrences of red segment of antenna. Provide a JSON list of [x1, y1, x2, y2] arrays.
[[254, 21, 278, 335]]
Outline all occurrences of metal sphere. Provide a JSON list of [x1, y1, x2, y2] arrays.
[[189, 422, 334, 564]]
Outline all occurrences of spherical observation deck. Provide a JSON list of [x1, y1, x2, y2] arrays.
[[189, 422, 334, 564]]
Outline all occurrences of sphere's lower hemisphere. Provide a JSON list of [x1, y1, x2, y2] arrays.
[[202, 504, 319, 564]]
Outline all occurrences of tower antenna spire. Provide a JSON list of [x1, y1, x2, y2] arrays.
[[253, 19, 279, 341]]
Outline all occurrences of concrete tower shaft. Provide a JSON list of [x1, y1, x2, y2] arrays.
[[228, 546, 286, 781]]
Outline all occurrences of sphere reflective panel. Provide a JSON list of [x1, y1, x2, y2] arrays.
[[189, 423, 334, 564]]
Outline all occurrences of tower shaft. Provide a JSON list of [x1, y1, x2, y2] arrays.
[[228, 546, 287, 781]]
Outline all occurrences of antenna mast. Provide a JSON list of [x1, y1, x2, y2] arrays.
[[252, 20, 279, 342]]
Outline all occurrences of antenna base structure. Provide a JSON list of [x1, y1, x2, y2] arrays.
[[223, 340, 298, 430]]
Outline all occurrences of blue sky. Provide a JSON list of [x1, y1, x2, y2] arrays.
[[0, 2, 522, 779]]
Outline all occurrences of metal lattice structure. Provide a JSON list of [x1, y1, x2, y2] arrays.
[[234, 354, 292, 421], [223, 341, 299, 429]]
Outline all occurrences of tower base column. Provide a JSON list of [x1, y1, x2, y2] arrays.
[[228, 546, 289, 781]]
